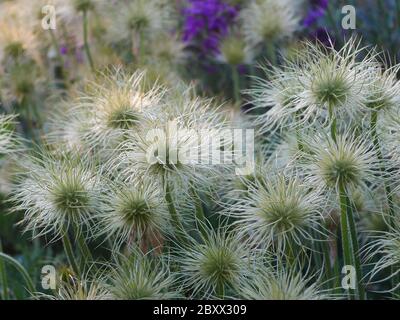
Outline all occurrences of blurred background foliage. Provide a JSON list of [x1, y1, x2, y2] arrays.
[[0, 0, 400, 299]]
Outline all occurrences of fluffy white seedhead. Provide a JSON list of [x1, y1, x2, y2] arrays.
[[240, 0, 300, 47], [217, 30, 253, 66], [350, 186, 390, 242], [363, 224, 400, 293], [267, 134, 300, 170], [47, 105, 93, 155], [249, 39, 377, 134], [0, 114, 21, 155], [299, 129, 380, 192], [295, 40, 380, 128], [177, 229, 250, 298], [248, 68, 303, 134], [380, 117, 400, 192], [0, 2, 40, 64], [12, 153, 104, 240], [159, 89, 227, 128], [76, 69, 164, 152], [365, 64, 400, 114], [107, 0, 173, 44], [226, 171, 326, 251], [39, 274, 110, 300], [240, 266, 329, 300], [107, 251, 178, 300], [148, 32, 186, 66], [109, 93, 230, 195], [94, 179, 169, 250]]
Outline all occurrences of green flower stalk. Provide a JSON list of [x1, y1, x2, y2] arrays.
[[82, 8, 94, 71], [163, 176, 188, 245], [218, 31, 252, 104], [0, 240, 9, 300], [0, 251, 36, 296], [74, 0, 95, 71], [300, 130, 381, 300], [62, 229, 81, 276]]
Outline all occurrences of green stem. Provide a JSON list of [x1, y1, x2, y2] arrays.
[[138, 30, 145, 65], [284, 239, 297, 267], [345, 194, 365, 300], [62, 231, 80, 277], [328, 103, 337, 143], [231, 65, 241, 104], [333, 246, 342, 294], [326, 2, 342, 46], [82, 9, 94, 72], [77, 234, 92, 263], [164, 178, 187, 244], [216, 282, 225, 299], [72, 224, 93, 272], [190, 186, 208, 240], [0, 252, 35, 296], [321, 239, 334, 291], [339, 183, 365, 299], [339, 183, 354, 300], [0, 240, 9, 299], [295, 111, 304, 152], [265, 42, 277, 66], [19, 96, 35, 141]]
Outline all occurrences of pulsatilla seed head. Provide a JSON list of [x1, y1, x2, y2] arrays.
[[226, 172, 325, 251], [178, 230, 249, 298], [107, 251, 178, 300], [300, 129, 380, 192]]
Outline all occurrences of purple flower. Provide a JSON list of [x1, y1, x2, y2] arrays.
[[182, 0, 239, 55], [303, 0, 329, 27], [60, 45, 68, 55]]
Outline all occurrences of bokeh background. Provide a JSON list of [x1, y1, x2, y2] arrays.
[[1, 0, 400, 299]]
